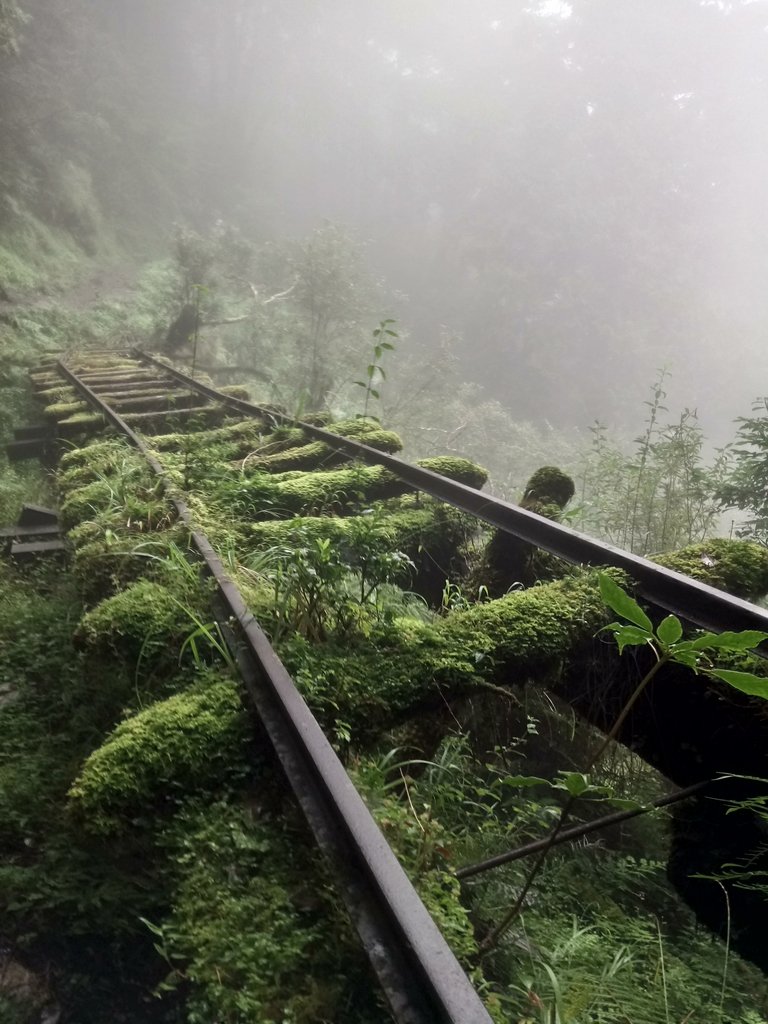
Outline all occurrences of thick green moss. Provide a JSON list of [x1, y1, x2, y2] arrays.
[[57, 411, 104, 433], [219, 385, 250, 401], [417, 456, 488, 490], [522, 466, 576, 508], [60, 473, 171, 532], [37, 384, 76, 404], [282, 570, 613, 735], [59, 439, 141, 490], [58, 440, 174, 534], [245, 429, 403, 474], [155, 801, 385, 1023], [476, 465, 575, 595], [228, 464, 393, 518], [653, 539, 768, 600], [68, 678, 249, 834], [72, 529, 187, 602], [247, 501, 461, 551], [60, 437, 127, 470], [106, 390, 200, 413], [229, 457, 488, 519], [45, 400, 89, 418], [76, 579, 198, 655], [122, 406, 227, 431], [246, 501, 472, 604]]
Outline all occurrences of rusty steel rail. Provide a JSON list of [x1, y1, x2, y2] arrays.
[[55, 359, 494, 1024], [133, 349, 768, 638]]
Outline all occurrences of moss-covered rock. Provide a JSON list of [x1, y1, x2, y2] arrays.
[[68, 678, 249, 834]]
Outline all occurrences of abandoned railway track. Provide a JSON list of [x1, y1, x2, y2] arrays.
[[25, 353, 496, 1023], [9, 348, 768, 1018]]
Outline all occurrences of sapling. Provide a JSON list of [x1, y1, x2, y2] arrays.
[[355, 319, 397, 422]]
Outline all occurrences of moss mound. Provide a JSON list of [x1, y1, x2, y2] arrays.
[[68, 678, 249, 834], [653, 538, 768, 600]]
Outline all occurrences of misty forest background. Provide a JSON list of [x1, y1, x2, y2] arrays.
[[3, 0, 768, 555], [5, 2, 768, 1022]]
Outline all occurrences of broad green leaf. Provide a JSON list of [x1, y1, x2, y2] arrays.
[[693, 630, 768, 652], [500, 775, 550, 788], [671, 650, 700, 670], [609, 798, 645, 811], [657, 615, 683, 646], [374, 345, 382, 358], [380, 341, 395, 350], [598, 573, 653, 632], [708, 669, 768, 699], [369, 388, 380, 399], [557, 772, 590, 797], [606, 623, 653, 653]]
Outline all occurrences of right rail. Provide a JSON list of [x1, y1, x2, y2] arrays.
[[135, 348, 768, 638]]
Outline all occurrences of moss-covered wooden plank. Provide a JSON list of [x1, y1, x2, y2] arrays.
[[108, 390, 202, 413], [121, 404, 227, 433], [241, 429, 403, 474], [227, 457, 488, 519]]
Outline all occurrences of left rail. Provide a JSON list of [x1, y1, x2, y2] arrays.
[[53, 357, 494, 1024]]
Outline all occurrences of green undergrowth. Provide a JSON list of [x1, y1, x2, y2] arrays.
[[0, 206, 88, 294], [350, 725, 768, 1023], [146, 798, 392, 1024]]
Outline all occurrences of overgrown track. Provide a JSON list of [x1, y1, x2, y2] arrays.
[[24, 349, 768, 1016], [45, 354, 495, 1024]]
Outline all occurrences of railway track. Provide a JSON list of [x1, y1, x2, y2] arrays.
[[14, 348, 768, 1019], [28, 351, 496, 1024]]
